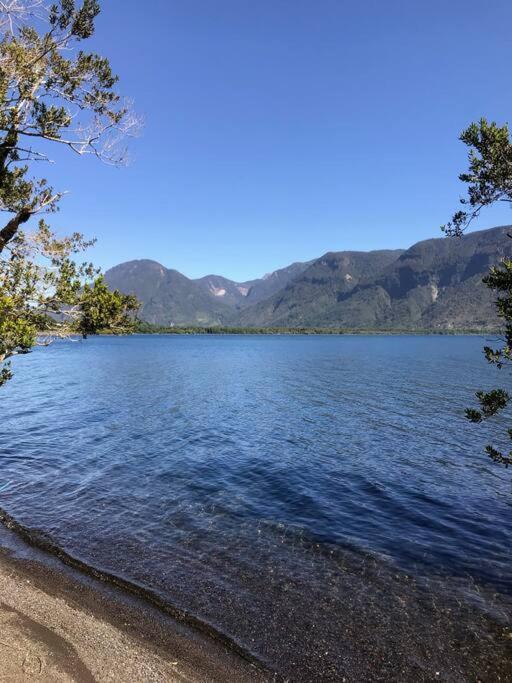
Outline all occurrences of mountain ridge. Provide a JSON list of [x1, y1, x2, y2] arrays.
[[105, 226, 512, 329]]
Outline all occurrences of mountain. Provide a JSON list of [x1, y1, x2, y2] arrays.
[[349, 226, 512, 329], [104, 258, 312, 326], [193, 274, 253, 309], [194, 260, 313, 310], [236, 250, 404, 326], [104, 260, 233, 326], [242, 261, 316, 306], [105, 225, 512, 329], [238, 226, 512, 328]]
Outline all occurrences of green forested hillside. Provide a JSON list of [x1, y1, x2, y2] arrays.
[[106, 226, 512, 329]]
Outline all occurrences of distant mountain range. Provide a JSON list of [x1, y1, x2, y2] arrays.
[[105, 226, 512, 329]]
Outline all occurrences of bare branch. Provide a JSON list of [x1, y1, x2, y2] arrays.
[[0, 0, 47, 35]]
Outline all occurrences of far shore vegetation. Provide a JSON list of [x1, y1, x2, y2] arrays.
[[111, 322, 496, 336]]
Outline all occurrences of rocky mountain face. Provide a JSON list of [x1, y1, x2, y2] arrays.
[[194, 260, 313, 310], [105, 226, 512, 329]]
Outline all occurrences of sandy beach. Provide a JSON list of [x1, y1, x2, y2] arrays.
[[0, 548, 268, 683], [1, 537, 512, 683]]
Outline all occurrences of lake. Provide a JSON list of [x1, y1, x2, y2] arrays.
[[1, 334, 511, 680]]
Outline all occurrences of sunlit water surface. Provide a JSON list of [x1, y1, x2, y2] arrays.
[[1, 335, 511, 676]]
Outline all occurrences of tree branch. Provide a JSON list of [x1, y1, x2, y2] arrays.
[[0, 207, 31, 252]]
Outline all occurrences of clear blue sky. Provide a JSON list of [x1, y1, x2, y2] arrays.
[[46, 0, 512, 282]]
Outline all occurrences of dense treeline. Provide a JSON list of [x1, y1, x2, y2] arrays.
[[133, 321, 490, 336]]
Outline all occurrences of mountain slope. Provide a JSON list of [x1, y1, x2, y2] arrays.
[[357, 225, 512, 329], [105, 260, 234, 326], [194, 274, 252, 309], [238, 226, 512, 328], [105, 259, 314, 325], [105, 226, 512, 329], [237, 250, 404, 326], [194, 260, 313, 309]]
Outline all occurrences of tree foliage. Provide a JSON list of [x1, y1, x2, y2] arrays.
[[0, 1, 140, 387], [0, 0, 139, 246], [444, 118, 512, 466], [442, 119, 512, 239], [0, 220, 138, 387]]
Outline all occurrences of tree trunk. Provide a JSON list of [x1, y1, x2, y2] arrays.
[[0, 128, 19, 175], [0, 209, 31, 253]]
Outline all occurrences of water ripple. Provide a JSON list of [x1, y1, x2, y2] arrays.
[[1, 335, 512, 678]]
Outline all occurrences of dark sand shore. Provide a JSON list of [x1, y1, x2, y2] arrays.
[[0, 547, 268, 682], [0, 521, 511, 682]]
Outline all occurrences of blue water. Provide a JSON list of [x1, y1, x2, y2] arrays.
[[1, 335, 511, 675]]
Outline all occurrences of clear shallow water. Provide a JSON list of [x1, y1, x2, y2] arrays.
[[1, 335, 512, 678]]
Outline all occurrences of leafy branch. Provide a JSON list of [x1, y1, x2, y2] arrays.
[[444, 118, 512, 467]]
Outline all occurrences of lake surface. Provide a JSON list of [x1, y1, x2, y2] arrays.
[[1, 335, 512, 679]]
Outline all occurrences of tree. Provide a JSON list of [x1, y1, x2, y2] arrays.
[[0, 0, 141, 387], [0, 221, 139, 386], [443, 118, 512, 466]]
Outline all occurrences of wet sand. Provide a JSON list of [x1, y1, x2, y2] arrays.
[[0, 523, 511, 682], [0, 549, 268, 683]]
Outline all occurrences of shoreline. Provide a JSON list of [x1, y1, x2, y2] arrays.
[[0, 527, 269, 683], [93, 330, 497, 337], [0, 511, 511, 682], [0, 505, 268, 674], [3, 333, 512, 681], [38, 325, 501, 337], [126, 325, 498, 336]]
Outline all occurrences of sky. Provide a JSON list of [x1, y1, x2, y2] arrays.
[[44, 0, 512, 282]]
